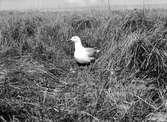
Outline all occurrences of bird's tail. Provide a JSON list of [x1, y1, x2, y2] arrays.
[[96, 50, 100, 53]]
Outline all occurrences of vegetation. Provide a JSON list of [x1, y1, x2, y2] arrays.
[[0, 9, 167, 122]]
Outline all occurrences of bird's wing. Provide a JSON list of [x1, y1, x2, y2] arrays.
[[84, 48, 98, 57]]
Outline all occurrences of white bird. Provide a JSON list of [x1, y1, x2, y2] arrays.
[[69, 36, 100, 64]]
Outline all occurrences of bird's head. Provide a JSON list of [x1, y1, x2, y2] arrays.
[[70, 36, 81, 43]]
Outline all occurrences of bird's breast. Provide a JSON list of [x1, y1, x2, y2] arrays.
[[74, 50, 90, 63]]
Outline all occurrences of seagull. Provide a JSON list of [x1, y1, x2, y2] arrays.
[[69, 36, 100, 65]]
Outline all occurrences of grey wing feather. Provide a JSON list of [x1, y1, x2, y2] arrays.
[[85, 48, 98, 57]]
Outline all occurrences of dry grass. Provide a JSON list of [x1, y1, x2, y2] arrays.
[[0, 9, 167, 122]]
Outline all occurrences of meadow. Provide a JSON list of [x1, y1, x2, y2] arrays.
[[0, 8, 167, 122]]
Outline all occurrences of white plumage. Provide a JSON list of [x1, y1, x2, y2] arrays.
[[69, 36, 100, 64]]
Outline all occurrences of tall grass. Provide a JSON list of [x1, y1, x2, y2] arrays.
[[0, 9, 167, 121]]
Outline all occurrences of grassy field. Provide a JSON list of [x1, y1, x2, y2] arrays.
[[0, 9, 167, 122]]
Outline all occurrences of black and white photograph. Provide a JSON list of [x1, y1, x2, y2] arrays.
[[0, 0, 167, 121]]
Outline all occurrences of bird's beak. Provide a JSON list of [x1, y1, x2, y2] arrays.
[[67, 39, 72, 41]]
